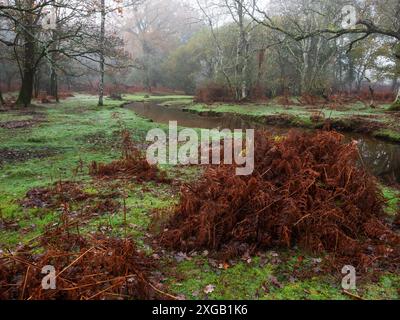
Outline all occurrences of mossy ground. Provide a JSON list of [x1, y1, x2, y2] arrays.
[[0, 94, 399, 300]]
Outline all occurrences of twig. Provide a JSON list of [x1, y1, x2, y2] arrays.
[[56, 247, 94, 279], [342, 290, 364, 300], [86, 279, 125, 300], [20, 266, 31, 300]]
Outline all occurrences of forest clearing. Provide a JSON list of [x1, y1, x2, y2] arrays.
[[0, 93, 399, 300]]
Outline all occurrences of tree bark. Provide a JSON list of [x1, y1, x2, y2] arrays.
[[49, 15, 59, 103], [234, 0, 248, 101], [50, 69, 58, 101], [34, 70, 40, 98], [98, 0, 106, 107], [395, 87, 400, 105], [17, 67, 35, 107], [0, 89, 4, 106], [16, 1, 36, 107], [49, 54, 59, 102]]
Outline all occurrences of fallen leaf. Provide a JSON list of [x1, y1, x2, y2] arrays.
[[218, 262, 230, 270], [204, 284, 216, 294]]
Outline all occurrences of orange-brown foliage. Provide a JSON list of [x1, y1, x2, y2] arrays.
[[159, 131, 400, 270]]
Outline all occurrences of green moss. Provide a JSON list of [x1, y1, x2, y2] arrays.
[[361, 274, 400, 300], [374, 129, 400, 143], [389, 100, 400, 112], [382, 186, 399, 216], [159, 99, 194, 106], [165, 257, 275, 300], [123, 94, 193, 103], [267, 279, 346, 300]]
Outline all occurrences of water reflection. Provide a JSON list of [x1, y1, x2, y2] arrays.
[[355, 136, 400, 184], [126, 102, 400, 184]]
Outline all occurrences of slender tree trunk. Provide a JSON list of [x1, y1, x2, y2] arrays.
[[391, 78, 398, 92], [34, 71, 40, 98], [0, 89, 4, 106], [50, 56, 59, 102], [50, 69, 58, 99], [395, 87, 400, 105], [392, 55, 400, 106], [235, 0, 247, 101], [256, 49, 265, 86], [98, 0, 106, 107], [50, 23, 59, 102]]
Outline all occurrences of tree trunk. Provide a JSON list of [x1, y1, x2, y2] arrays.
[[0, 89, 4, 106], [369, 85, 376, 108], [16, 1, 36, 107], [392, 53, 400, 107], [98, 0, 106, 107], [391, 78, 398, 92], [234, 0, 247, 101], [49, 19, 59, 102], [49, 53, 60, 102], [50, 67, 58, 102], [395, 87, 400, 105], [17, 69, 35, 107], [34, 71, 40, 98]]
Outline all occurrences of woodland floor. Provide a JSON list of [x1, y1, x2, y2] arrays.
[[0, 94, 399, 300]]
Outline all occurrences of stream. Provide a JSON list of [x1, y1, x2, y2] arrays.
[[126, 102, 400, 185]]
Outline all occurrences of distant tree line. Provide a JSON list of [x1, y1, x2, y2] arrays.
[[1, 0, 399, 107]]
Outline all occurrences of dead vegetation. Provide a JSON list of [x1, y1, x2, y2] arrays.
[[0, 120, 40, 130], [21, 181, 121, 220], [158, 130, 400, 271], [90, 130, 170, 184], [0, 147, 59, 167], [2, 176, 167, 300], [0, 230, 160, 300], [195, 83, 236, 103]]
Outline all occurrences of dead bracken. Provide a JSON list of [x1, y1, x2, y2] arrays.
[[158, 130, 400, 271], [21, 181, 121, 219], [90, 130, 170, 184], [0, 229, 160, 300]]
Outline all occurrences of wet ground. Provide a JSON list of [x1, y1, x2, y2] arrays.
[[0, 147, 61, 167], [126, 101, 400, 184]]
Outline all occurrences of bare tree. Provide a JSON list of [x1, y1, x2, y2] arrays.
[[98, 0, 106, 106], [123, 0, 197, 92], [195, 0, 258, 100], [250, 0, 400, 104]]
